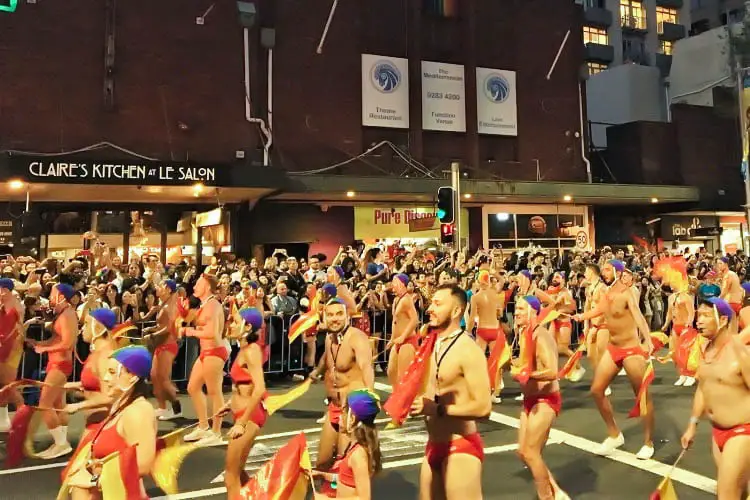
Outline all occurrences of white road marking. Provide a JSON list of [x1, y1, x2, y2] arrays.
[[152, 443, 523, 500], [374, 381, 718, 495]]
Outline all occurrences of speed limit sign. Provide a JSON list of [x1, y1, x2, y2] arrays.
[[575, 231, 588, 249]]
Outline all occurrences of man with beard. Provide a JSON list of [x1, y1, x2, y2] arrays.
[[717, 257, 743, 316], [387, 274, 419, 388], [536, 272, 583, 382], [148, 279, 182, 420], [28, 283, 78, 459], [513, 296, 569, 500], [0, 279, 24, 432], [467, 270, 505, 403], [311, 298, 373, 469], [662, 270, 696, 387], [411, 284, 491, 500], [583, 264, 611, 395], [573, 260, 655, 459], [681, 297, 750, 499]]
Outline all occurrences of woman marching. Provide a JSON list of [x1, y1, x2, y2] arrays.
[[65, 345, 156, 500], [313, 389, 382, 500], [222, 307, 268, 500]]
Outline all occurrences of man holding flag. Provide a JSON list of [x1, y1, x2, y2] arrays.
[[582, 264, 611, 395], [313, 298, 373, 471], [681, 296, 750, 500], [573, 260, 655, 460], [513, 296, 569, 500], [410, 284, 491, 500]]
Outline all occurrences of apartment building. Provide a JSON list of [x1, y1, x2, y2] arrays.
[[691, 0, 746, 33]]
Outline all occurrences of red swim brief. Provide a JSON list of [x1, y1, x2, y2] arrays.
[[476, 327, 500, 343], [553, 318, 572, 331], [425, 433, 484, 469], [233, 402, 268, 429], [712, 423, 750, 452], [606, 343, 646, 369], [523, 391, 562, 416], [46, 359, 74, 378], [396, 335, 419, 354], [327, 401, 342, 431], [154, 340, 179, 358], [730, 302, 743, 316], [199, 346, 229, 363]]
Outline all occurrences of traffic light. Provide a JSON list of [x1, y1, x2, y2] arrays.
[[437, 187, 455, 223], [440, 223, 455, 244]]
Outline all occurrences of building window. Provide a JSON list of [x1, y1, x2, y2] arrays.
[[690, 19, 710, 35], [583, 26, 608, 45], [588, 62, 608, 75], [620, 0, 647, 30], [656, 6, 678, 33], [660, 40, 673, 55]]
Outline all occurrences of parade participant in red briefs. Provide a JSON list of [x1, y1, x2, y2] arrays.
[[513, 296, 569, 500], [311, 298, 374, 470], [180, 273, 226, 445], [582, 264, 611, 396], [147, 279, 182, 421], [0, 278, 24, 432], [661, 265, 697, 387], [536, 272, 584, 383], [681, 297, 750, 500], [467, 270, 505, 403], [65, 346, 156, 500], [221, 308, 268, 500], [717, 257, 743, 316], [573, 260, 655, 460], [387, 274, 419, 389], [411, 284, 491, 500], [27, 283, 78, 459]]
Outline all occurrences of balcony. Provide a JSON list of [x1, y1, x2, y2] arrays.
[[658, 21, 686, 41], [584, 6, 613, 27], [656, 0, 683, 8], [585, 42, 615, 63], [655, 52, 672, 76], [623, 50, 650, 66], [621, 14, 647, 32]]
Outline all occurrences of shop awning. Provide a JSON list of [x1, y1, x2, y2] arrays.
[[0, 153, 288, 203], [274, 175, 700, 205]]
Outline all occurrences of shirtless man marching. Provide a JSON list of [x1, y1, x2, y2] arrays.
[[467, 270, 505, 403], [717, 257, 743, 317], [411, 284, 491, 500], [662, 276, 696, 387], [0, 278, 24, 432], [387, 274, 419, 388], [537, 272, 584, 382], [149, 279, 182, 420], [573, 260, 655, 459], [583, 265, 609, 385], [681, 297, 750, 499], [29, 283, 78, 459], [310, 298, 373, 469], [514, 296, 569, 500]]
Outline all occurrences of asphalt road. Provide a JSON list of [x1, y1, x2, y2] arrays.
[[0, 363, 718, 499]]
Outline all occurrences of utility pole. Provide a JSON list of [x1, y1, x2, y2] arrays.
[[450, 162, 462, 252]]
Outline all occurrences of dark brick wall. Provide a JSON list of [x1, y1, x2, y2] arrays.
[[0, 0, 257, 162], [604, 122, 681, 185]]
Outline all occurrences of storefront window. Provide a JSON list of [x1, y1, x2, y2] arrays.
[[483, 205, 590, 253]]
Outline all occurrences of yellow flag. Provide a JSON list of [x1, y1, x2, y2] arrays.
[[57, 443, 93, 500], [152, 443, 199, 495], [652, 476, 679, 500], [98, 446, 142, 500], [265, 379, 312, 416]]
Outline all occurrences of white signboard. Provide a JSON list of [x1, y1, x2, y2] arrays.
[[361, 54, 409, 128], [421, 61, 466, 132], [476, 68, 518, 136]]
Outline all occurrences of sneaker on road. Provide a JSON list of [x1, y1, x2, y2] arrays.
[[184, 426, 212, 442], [617, 368, 626, 376], [683, 376, 696, 387], [515, 394, 524, 401], [154, 408, 168, 419], [37, 442, 72, 460], [158, 408, 183, 421], [492, 396, 502, 404], [316, 415, 326, 424], [554, 488, 572, 500], [594, 433, 624, 455], [674, 375, 686, 386], [292, 374, 305, 382], [604, 386, 612, 397], [635, 444, 655, 460], [568, 366, 586, 383], [196, 431, 223, 447]]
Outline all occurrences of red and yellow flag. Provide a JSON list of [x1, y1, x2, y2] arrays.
[[653, 256, 688, 292], [536, 306, 560, 326], [628, 361, 655, 418], [288, 311, 318, 343], [57, 442, 93, 500], [5, 404, 36, 467], [98, 445, 143, 500], [487, 335, 511, 393], [239, 432, 311, 500], [383, 330, 438, 427], [265, 379, 313, 416], [685, 335, 707, 375], [558, 344, 586, 379], [649, 476, 678, 500], [649, 331, 670, 355]]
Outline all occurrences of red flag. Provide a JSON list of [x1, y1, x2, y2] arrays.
[[239, 432, 311, 500], [288, 312, 318, 343], [487, 335, 510, 393], [628, 362, 655, 418], [5, 405, 36, 467], [632, 235, 649, 251], [98, 444, 143, 499], [653, 256, 688, 292], [383, 331, 438, 427], [674, 328, 700, 376]]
